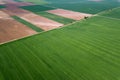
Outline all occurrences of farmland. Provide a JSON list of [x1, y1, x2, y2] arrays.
[[0, 15, 120, 80], [21, 5, 76, 24], [20, 5, 55, 12], [46, 0, 120, 14], [99, 7, 120, 19], [0, 0, 120, 80], [12, 16, 43, 32], [31, 11, 75, 24]]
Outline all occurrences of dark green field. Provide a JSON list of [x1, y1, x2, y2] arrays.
[[20, 5, 55, 12], [46, 0, 120, 14], [20, 0, 47, 4], [99, 7, 120, 19], [12, 16, 43, 32], [0, 15, 120, 80], [0, 5, 5, 9]]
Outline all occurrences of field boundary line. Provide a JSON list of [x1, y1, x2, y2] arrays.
[[96, 15, 120, 21]]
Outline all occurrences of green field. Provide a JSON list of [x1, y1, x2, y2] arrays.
[[46, 0, 120, 14], [20, 5, 55, 12], [0, 5, 5, 9], [12, 16, 43, 32], [20, 0, 47, 4], [0, 15, 120, 80], [99, 7, 120, 19], [36, 12, 75, 24]]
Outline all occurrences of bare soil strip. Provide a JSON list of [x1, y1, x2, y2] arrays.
[[0, 11, 10, 19], [1, 8, 30, 16], [1, 0, 34, 6], [0, 11, 36, 44], [18, 12, 64, 31], [47, 9, 92, 20], [2, 7, 64, 31]]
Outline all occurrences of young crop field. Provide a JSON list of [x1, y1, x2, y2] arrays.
[[36, 11, 75, 24], [20, 5, 55, 12], [0, 16, 120, 80], [12, 16, 43, 32], [0, 5, 5, 9], [99, 7, 120, 19], [19, 0, 47, 4], [46, 0, 120, 14]]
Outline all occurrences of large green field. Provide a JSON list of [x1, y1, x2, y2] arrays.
[[0, 15, 120, 80], [46, 0, 120, 14], [18, 0, 120, 14], [20, 5, 55, 12], [99, 7, 120, 19]]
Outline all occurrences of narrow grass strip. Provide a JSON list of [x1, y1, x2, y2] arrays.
[[37, 11, 75, 24], [12, 16, 43, 32]]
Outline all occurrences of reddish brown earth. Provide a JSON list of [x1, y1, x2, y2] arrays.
[[1, 2, 64, 31], [18, 12, 64, 31], [0, 11, 37, 44], [1, 8, 30, 16], [0, 11, 10, 18], [47, 9, 92, 20], [2, 6, 64, 31]]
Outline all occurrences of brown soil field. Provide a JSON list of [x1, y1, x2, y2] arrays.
[[10, 2, 34, 6], [0, 11, 10, 19], [0, 12, 37, 44], [18, 13, 64, 31], [1, 1, 64, 31], [5, 2, 34, 6], [47, 9, 92, 20], [1, 8, 30, 16], [4, 0, 15, 3], [2, 8, 64, 31]]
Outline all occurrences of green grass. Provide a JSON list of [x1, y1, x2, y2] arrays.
[[0, 5, 5, 9], [0, 16, 120, 80], [20, 0, 47, 5], [36, 11, 75, 24], [20, 5, 55, 12], [99, 7, 120, 19], [46, 0, 120, 14], [12, 16, 43, 32]]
